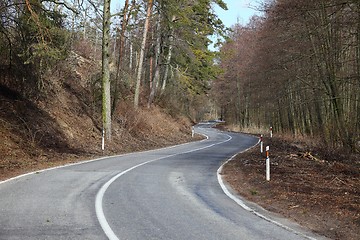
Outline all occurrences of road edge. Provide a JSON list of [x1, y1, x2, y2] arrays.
[[95, 127, 231, 240], [216, 139, 321, 240], [0, 135, 209, 186]]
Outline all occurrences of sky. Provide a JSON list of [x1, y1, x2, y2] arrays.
[[110, 0, 261, 50], [213, 0, 261, 28], [210, 0, 261, 50], [111, 1, 261, 28]]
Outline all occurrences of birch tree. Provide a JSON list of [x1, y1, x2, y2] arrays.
[[147, 12, 162, 108]]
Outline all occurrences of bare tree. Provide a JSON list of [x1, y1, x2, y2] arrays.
[[134, 0, 153, 108], [101, 0, 111, 141]]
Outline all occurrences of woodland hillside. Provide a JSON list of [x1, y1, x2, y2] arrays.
[[0, 0, 227, 119], [0, 49, 198, 180], [1, 0, 359, 177], [0, 2, 359, 237], [212, 0, 360, 152], [0, 0, 228, 179]]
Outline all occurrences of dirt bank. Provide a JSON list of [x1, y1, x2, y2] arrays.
[[223, 135, 359, 240]]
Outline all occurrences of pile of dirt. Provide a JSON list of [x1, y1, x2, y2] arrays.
[[223, 135, 360, 240], [0, 53, 197, 181]]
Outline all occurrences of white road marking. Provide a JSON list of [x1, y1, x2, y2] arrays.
[[217, 144, 318, 240], [0, 135, 206, 186], [95, 130, 232, 240]]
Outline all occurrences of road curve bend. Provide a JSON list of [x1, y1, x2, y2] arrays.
[[0, 124, 325, 240]]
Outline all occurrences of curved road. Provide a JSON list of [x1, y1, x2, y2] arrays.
[[0, 124, 324, 240]]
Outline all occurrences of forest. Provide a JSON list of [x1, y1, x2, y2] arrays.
[[1, 1, 359, 238], [213, 0, 360, 152], [0, 0, 227, 144], [1, 0, 359, 153]]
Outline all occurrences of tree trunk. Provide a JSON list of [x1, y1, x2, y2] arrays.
[[161, 15, 175, 93], [134, 0, 153, 108], [129, 34, 133, 70], [102, 0, 112, 141], [112, 0, 131, 114], [148, 14, 161, 108]]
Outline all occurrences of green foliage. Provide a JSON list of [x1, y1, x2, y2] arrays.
[[4, 0, 71, 96], [17, 2, 69, 66], [250, 189, 258, 196], [20, 33, 69, 68], [162, 0, 226, 94], [213, 0, 228, 10]]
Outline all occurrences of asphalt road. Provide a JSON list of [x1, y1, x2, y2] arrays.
[[0, 124, 325, 240]]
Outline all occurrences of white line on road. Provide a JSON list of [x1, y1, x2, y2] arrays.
[[0, 132, 210, 186], [95, 131, 232, 240], [217, 148, 318, 240]]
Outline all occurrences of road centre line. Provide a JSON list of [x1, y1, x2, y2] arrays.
[[95, 131, 232, 240]]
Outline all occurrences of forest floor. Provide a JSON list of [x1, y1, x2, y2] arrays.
[[220, 126, 360, 240], [0, 52, 199, 181], [0, 90, 199, 181]]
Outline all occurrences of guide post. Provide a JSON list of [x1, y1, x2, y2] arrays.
[[266, 146, 270, 181], [102, 129, 105, 151]]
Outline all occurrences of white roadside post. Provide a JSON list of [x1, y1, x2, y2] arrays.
[[270, 126, 273, 138], [266, 146, 270, 181], [191, 126, 195, 138], [260, 134, 263, 153], [101, 129, 105, 151]]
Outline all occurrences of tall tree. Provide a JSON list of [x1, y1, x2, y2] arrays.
[[147, 11, 162, 108], [1, 0, 70, 96], [214, 0, 360, 151], [102, 0, 112, 141], [134, 0, 153, 108], [112, 0, 135, 114]]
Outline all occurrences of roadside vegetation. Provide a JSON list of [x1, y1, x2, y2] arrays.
[[0, 0, 224, 180], [218, 124, 359, 240], [213, 2, 360, 237], [212, 0, 360, 152]]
